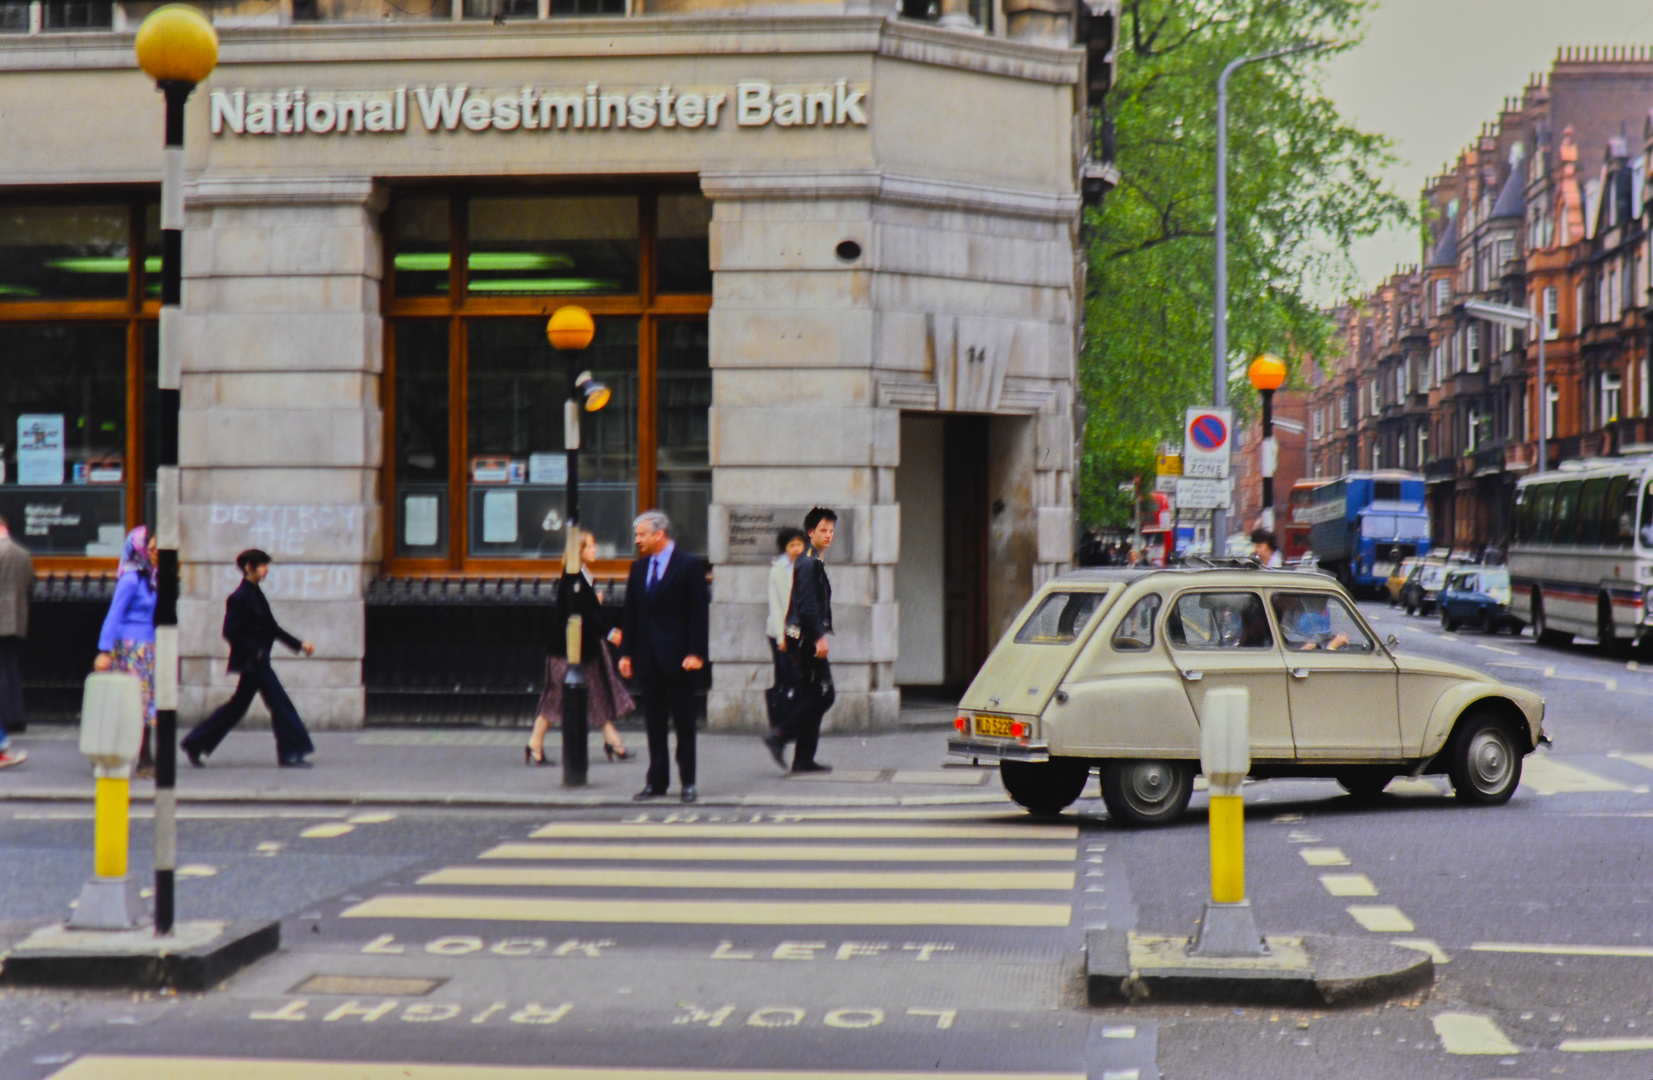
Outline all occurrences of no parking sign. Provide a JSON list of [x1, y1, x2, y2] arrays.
[[1183, 407, 1232, 478]]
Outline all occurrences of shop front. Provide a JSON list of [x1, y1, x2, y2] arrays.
[[0, 10, 1092, 730]]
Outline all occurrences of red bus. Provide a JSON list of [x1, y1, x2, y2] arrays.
[[1284, 479, 1331, 561]]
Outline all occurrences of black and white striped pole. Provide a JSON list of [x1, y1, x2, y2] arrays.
[[135, 4, 217, 937]]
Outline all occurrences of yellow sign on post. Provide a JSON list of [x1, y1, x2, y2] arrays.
[[1156, 454, 1183, 476]]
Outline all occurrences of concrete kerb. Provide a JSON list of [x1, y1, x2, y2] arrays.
[[0, 919, 280, 992], [1086, 929, 1434, 1007]]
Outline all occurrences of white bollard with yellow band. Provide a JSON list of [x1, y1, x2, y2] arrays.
[[70, 672, 147, 930], [1187, 685, 1267, 957]]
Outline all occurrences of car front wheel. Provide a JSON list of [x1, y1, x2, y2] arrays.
[[1099, 759, 1194, 827], [1000, 759, 1091, 817], [1440, 607, 1458, 632], [1448, 712, 1523, 805]]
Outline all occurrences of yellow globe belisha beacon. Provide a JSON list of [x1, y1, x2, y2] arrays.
[[1247, 352, 1287, 392], [134, 5, 219, 86], [547, 305, 597, 351]]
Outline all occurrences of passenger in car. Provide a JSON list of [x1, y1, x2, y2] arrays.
[[1275, 594, 1351, 652]]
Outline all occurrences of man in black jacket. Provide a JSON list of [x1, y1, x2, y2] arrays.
[[618, 510, 709, 802], [182, 549, 316, 768], [767, 506, 835, 774]]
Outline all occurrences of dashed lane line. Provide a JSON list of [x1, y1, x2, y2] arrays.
[[1475, 643, 1520, 656], [1470, 942, 1653, 958], [525, 823, 1078, 840], [1318, 873, 1378, 897], [1432, 1012, 1520, 1055], [300, 823, 357, 839], [42, 1060, 1090, 1080], [340, 895, 1075, 927], [1297, 847, 1349, 866], [1344, 905, 1415, 932], [481, 843, 1077, 863], [417, 867, 1077, 891]]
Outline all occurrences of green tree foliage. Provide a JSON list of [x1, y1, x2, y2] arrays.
[[1080, 0, 1410, 528]]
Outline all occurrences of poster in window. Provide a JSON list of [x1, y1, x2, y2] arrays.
[[17, 415, 65, 486], [404, 495, 440, 547], [528, 453, 567, 485], [482, 489, 519, 544]]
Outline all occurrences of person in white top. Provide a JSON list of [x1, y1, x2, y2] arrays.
[[1251, 528, 1284, 568], [767, 527, 808, 669]]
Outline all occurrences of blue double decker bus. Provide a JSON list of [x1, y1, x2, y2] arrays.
[[1302, 471, 1432, 593]]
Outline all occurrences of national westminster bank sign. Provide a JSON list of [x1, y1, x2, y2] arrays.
[[208, 80, 869, 136]]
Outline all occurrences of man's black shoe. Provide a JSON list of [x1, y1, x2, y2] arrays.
[[791, 762, 832, 774], [681, 786, 697, 804], [761, 732, 787, 770], [278, 756, 313, 769], [185, 747, 204, 768], [633, 787, 667, 802]]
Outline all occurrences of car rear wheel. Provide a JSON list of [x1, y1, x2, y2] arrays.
[[1440, 607, 1458, 632], [1447, 712, 1523, 805], [1099, 759, 1194, 827], [1532, 594, 1573, 647], [1336, 769, 1394, 800], [999, 760, 1091, 817]]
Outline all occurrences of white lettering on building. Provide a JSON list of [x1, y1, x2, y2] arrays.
[[209, 81, 866, 137]]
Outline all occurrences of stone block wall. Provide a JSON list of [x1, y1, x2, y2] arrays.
[[702, 170, 1078, 733], [176, 176, 385, 728]]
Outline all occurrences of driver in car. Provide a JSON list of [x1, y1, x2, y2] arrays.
[[1276, 594, 1350, 651]]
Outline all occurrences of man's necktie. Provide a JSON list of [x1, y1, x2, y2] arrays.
[[648, 559, 661, 594]]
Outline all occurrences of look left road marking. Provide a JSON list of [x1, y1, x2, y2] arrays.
[[44, 1060, 1087, 1080], [341, 895, 1072, 927], [1432, 1012, 1519, 1055]]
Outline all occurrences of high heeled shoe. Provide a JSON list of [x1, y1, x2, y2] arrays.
[[604, 744, 634, 762], [525, 746, 552, 767]]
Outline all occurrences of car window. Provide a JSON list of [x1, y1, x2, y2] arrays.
[[1111, 594, 1162, 651], [1167, 592, 1273, 650], [1271, 592, 1374, 653], [1015, 591, 1108, 645], [1481, 569, 1510, 589]]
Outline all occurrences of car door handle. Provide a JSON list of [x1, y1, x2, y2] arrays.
[[1290, 668, 1309, 679], [1179, 669, 1203, 682]]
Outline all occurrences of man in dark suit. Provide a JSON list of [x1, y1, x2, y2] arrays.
[[0, 514, 34, 768], [182, 549, 317, 768], [618, 510, 709, 803], [771, 507, 835, 774]]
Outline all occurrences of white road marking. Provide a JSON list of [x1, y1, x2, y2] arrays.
[[1392, 938, 1450, 964], [300, 823, 356, 839], [1559, 1037, 1653, 1051], [1432, 1012, 1519, 1055], [1319, 874, 1378, 897], [1345, 905, 1414, 932], [1470, 942, 1653, 958], [1521, 758, 1628, 794], [1298, 848, 1349, 866], [1476, 643, 1520, 656]]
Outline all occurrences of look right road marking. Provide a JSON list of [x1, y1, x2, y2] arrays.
[[1432, 1012, 1519, 1055]]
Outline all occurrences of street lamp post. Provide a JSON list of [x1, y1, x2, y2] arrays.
[[134, 3, 217, 938], [1212, 40, 1328, 545], [1247, 354, 1287, 533], [546, 307, 609, 788]]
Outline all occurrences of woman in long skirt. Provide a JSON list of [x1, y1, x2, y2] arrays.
[[526, 530, 635, 765], [94, 527, 158, 776]]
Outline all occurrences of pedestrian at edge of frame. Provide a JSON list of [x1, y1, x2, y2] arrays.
[[181, 549, 318, 768], [0, 513, 34, 770], [763, 506, 836, 774]]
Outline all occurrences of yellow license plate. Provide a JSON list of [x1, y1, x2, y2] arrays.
[[974, 714, 1017, 738]]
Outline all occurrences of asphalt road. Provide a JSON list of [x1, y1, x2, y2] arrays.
[[2, 601, 1651, 1080]]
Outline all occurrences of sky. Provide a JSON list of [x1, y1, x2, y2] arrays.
[[1321, 0, 1653, 292]]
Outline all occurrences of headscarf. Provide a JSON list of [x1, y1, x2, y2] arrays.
[[119, 526, 156, 587]]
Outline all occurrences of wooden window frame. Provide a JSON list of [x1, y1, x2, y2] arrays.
[[0, 192, 159, 573], [381, 184, 711, 580]]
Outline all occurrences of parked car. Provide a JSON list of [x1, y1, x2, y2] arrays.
[[1399, 561, 1455, 616], [948, 567, 1548, 824], [1386, 556, 1423, 607], [1439, 568, 1520, 633]]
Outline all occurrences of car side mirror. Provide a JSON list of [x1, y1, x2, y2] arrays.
[[1385, 633, 1399, 651]]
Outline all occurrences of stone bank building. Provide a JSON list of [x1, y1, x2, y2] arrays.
[[0, 0, 1114, 730]]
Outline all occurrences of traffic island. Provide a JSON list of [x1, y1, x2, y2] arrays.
[[1085, 929, 1434, 1007], [0, 919, 279, 992]]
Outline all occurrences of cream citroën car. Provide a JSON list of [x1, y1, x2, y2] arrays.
[[949, 566, 1548, 824]]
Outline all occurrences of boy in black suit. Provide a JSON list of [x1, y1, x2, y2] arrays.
[[618, 510, 709, 803], [182, 549, 317, 768]]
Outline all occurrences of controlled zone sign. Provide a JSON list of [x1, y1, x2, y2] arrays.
[[1183, 407, 1232, 479]]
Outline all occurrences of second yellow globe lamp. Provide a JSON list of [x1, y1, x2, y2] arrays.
[[134, 5, 219, 85], [1247, 352, 1287, 393], [1248, 353, 1287, 537]]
